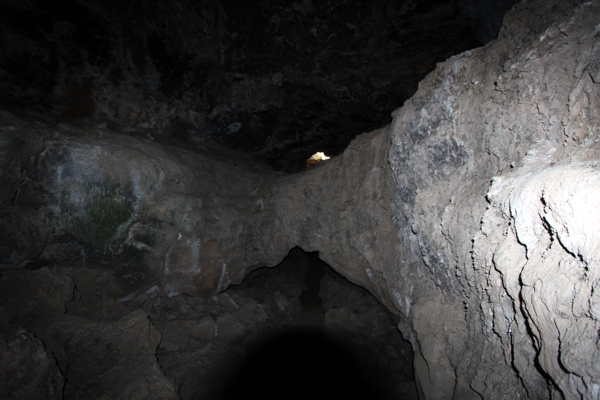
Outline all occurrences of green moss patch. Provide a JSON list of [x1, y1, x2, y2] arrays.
[[70, 184, 135, 253]]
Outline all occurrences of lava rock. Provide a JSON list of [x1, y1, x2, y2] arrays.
[[27, 310, 178, 399], [0, 267, 74, 325], [0, 0, 495, 171], [3, 328, 64, 400]]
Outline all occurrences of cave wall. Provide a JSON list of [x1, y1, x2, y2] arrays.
[[0, 0, 484, 171], [276, 2, 600, 396], [385, 0, 600, 397], [2, 0, 600, 399], [0, 110, 292, 297]]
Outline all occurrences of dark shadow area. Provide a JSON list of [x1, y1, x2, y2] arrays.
[[195, 247, 416, 400], [299, 251, 324, 311], [215, 328, 389, 400], [0, 0, 512, 172], [0, 242, 415, 399]]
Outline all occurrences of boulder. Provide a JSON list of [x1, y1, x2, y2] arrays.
[[27, 310, 178, 399], [3, 328, 64, 400]]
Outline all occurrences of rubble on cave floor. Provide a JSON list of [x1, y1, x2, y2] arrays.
[[0, 248, 416, 400], [144, 247, 416, 399]]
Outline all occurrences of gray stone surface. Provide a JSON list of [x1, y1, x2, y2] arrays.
[[0, 110, 289, 298], [2, 0, 600, 399], [0, 268, 74, 323], [28, 310, 178, 399], [0, 0, 495, 171], [149, 248, 413, 399], [384, 1, 600, 398]]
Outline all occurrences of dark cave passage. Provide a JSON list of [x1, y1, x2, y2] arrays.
[[216, 328, 388, 400], [299, 251, 325, 311], [200, 247, 417, 400]]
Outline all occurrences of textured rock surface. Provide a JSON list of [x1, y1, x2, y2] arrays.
[[274, 125, 400, 311], [0, 268, 178, 399], [0, 0, 495, 171], [0, 104, 395, 305], [0, 109, 289, 297], [2, 0, 600, 399], [0, 268, 74, 326], [26, 310, 178, 399], [0, 248, 412, 399], [385, 0, 600, 398], [145, 248, 413, 399], [2, 328, 64, 400]]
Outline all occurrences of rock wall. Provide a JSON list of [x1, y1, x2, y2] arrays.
[[2, 0, 600, 399], [0, 109, 291, 297], [386, 0, 600, 398], [0, 268, 179, 399], [0, 0, 483, 171]]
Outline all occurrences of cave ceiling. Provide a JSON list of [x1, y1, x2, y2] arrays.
[[0, 0, 515, 171]]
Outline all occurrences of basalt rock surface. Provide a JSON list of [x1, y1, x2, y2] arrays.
[[0, 109, 289, 298], [0, 268, 179, 399], [0, 0, 505, 171], [0, 103, 396, 304], [0, 247, 413, 399], [2, 0, 600, 399], [386, 0, 600, 398]]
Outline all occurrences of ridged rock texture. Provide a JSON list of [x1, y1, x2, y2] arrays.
[[2, 0, 600, 399], [387, 1, 600, 397]]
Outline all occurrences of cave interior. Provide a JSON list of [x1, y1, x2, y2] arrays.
[[5, 0, 600, 399]]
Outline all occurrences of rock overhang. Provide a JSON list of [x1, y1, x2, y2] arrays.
[[0, 0, 515, 172]]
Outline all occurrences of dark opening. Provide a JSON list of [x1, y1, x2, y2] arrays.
[[216, 328, 384, 400], [199, 247, 416, 400], [299, 251, 324, 311]]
